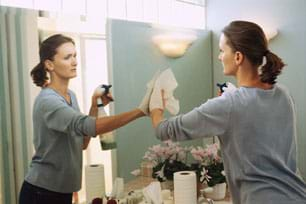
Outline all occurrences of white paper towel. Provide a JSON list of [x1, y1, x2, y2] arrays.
[[174, 171, 197, 204], [85, 164, 106, 203], [150, 68, 180, 115]]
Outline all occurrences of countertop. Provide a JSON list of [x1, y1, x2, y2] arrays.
[[125, 176, 232, 204]]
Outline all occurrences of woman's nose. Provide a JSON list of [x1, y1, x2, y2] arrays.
[[72, 58, 78, 66]]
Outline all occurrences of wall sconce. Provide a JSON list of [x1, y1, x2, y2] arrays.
[[152, 33, 197, 58], [264, 28, 278, 41]]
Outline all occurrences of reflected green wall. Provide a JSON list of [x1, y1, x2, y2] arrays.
[[207, 0, 306, 180], [107, 19, 213, 181]]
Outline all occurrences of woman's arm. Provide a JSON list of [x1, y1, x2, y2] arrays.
[[95, 108, 144, 135], [84, 94, 145, 148], [151, 94, 232, 142], [94, 85, 152, 134], [150, 90, 165, 128], [151, 109, 164, 128]]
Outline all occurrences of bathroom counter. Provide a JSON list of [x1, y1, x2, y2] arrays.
[[125, 176, 154, 193], [125, 176, 232, 204]]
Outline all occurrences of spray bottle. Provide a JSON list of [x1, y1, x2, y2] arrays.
[[95, 84, 117, 150]]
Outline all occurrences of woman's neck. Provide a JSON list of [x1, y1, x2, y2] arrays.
[[236, 65, 272, 90], [47, 80, 69, 97]]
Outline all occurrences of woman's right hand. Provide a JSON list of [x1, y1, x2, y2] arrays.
[[101, 92, 114, 106], [91, 91, 113, 107], [217, 90, 222, 96]]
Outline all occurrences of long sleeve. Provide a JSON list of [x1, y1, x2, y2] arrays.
[[40, 94, 96, 137], [156, 93, 232, 141]]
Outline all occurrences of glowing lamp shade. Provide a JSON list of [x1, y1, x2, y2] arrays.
[[152, 34, 197, 58], [264, 28, 278, 41]]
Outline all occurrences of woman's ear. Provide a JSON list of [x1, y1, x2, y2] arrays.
[[44, 60, 54, 72], [234, 51, 244, 66]]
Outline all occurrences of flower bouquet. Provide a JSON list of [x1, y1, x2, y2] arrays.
[[190, 143, 227, 200], [190, 143, 226, 187], [143, 140, 190, 182], [142, 141, 226, 197]]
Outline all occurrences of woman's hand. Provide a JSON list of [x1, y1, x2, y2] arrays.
[[150, 90, 165, 128], [217, 90, 222, 96], [101, 92, 114, 106], [92, 91, 114, 107]]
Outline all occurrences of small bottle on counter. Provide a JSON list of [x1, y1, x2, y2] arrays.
[[140, 161, 153, 177]]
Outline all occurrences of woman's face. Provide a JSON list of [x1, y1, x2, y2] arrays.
[[49, 42, 77, 80], [218, 34, 237, 76]]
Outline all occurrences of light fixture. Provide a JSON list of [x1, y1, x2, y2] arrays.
[[152, 33, 197, 58], [263, 28, 278, 41]]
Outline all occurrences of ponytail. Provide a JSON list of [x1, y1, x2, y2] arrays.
[[260, 51, 285, 84], [30, 62, 49, 87]]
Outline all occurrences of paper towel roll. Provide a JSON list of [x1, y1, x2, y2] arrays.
[[174, 171, 197, 204], [85, 164, 106, 203]]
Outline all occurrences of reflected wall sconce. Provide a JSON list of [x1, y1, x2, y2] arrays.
[[152, 33, 197, 58], [264, 28, 278, 41]]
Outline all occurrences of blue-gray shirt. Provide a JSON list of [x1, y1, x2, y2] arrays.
[[156, 84, 306, 204], [25, 88, 96, 193]]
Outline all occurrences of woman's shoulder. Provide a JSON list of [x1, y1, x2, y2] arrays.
[[274, 83, 291, 94], [231, 83, 294, 105], [38, 88, 62, 99], [35, 88, 66, 107]]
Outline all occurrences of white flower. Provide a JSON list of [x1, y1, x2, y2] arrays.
[[155, 164, 166, 181], [200, 167, 211, 183]]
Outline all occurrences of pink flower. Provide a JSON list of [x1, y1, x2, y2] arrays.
[[177, 151, 187, 161], [191, 146, 206, 162]]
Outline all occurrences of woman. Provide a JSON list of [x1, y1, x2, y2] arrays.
[[150, 21, 306, 204], [19, 34, 151, 204]]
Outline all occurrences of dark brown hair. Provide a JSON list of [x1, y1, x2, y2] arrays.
[[222, 21, 285, 84], [30, 34, 75, 87]]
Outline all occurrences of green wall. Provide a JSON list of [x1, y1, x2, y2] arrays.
[[206, 0, 306, 180], [107, 19, 213, 181]]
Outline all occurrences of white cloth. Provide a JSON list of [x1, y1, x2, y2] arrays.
[[138, 70, 161, 115], [142, 181, 163, 204], [150, 68, 179, 115]]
